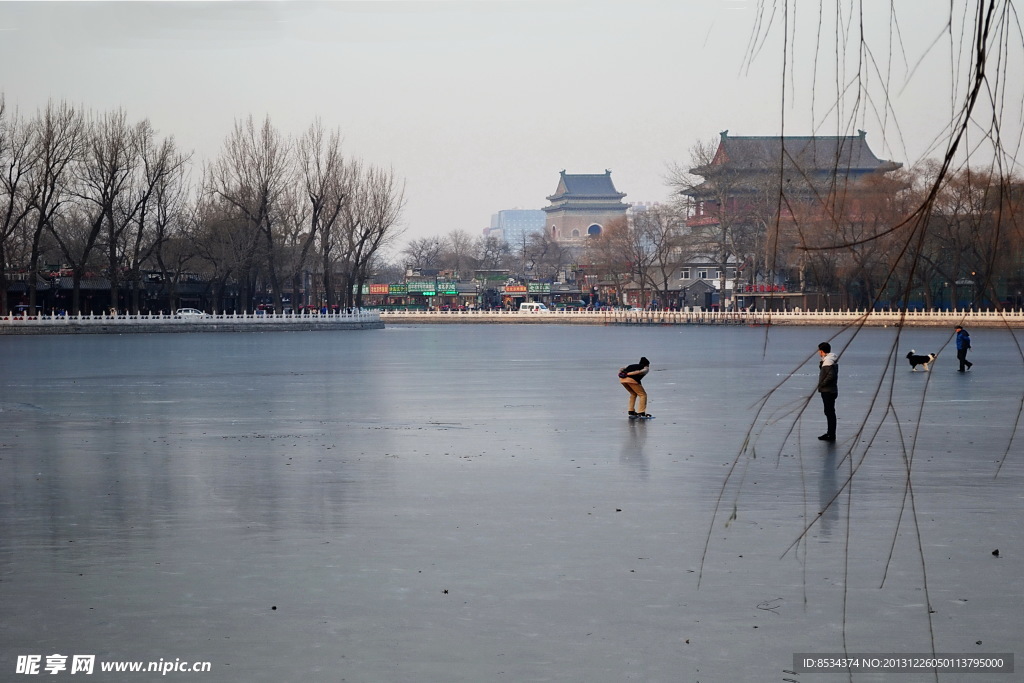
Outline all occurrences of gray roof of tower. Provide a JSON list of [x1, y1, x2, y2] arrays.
[[697, 131, 902, 174], [547, 170, 627, 201]]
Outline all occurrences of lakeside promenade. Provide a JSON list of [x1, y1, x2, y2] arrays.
[[3, 307, 1024, 334], [379, 307, 1024, 327], [0, 309, 383, 335]]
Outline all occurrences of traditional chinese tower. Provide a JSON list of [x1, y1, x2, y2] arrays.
[[543, 170, 628, 245], [684, 130, 902, 229]]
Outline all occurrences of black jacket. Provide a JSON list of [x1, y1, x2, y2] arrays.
[[817, 353, 839, 395], [621, 363, 649, 384]]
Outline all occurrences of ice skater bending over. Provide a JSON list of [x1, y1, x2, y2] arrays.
[[618, 356, 651, 419]]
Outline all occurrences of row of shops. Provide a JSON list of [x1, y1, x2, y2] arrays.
[[361, 279, 798, 311], [365, 280, 578, 310], [5, 274, 806, 315]]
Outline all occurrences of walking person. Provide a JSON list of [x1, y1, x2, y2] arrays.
[[955, 325, 973, 372], [618, 356, 651, 419], [816, 342, 839, 441]]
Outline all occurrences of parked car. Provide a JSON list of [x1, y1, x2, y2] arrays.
[[175, 308, 209, 318]]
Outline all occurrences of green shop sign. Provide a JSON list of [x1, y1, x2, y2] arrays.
[[407, 280, 458, 295]]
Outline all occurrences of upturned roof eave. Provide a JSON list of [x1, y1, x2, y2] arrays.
[[545, 191, 627, 203], [543, 202, 629, 213], [692, 132, 904, 178]]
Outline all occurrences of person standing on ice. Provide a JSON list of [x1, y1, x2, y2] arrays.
[[816, 342, 839, 442], [955, 325, 973, 372], [619, 356, 651, 419]]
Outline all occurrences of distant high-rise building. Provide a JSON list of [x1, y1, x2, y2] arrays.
[[490, 209, 546, 246]]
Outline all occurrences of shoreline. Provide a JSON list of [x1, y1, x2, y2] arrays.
[[379, 309, 1024, 327], [0, 312, 383, 335], [3, 308, 1022, 334]]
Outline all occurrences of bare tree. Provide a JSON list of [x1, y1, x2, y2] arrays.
[[915, 166, 1021, 308], [583, 218, 632, 307], [612, 216, 656, 307], [3, 105, 419, 316], [49, 108, 140, 314], [191, 189, 248, 313], [477, 234, 513, 272], [0, 97, 38, 315], [24, 101, 85, 314], [148, 156, 195, 313], [121, 121, 191, 313], [273, 179, 312, 311], [632, 204, 690, 306], [207, 115, 292, 312], [516, 230, 567, 281], [440, 229, 475, 277], [297, 120, 355, 309], [402, 236, 443, 272], [341, 164, 405, 308]]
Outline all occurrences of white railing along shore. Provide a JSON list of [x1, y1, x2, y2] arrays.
[[4, 308, 1024, 327], [0, 309, 381, 325], [376, 307, 1024, 327]]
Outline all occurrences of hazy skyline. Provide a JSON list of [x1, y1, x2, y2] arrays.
[[2, 1, 1020, 251]]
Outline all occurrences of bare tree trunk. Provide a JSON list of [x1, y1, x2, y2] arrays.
[[25, 101, 84, 315], [207, 115, 292, 313], [0, 99, 39, 315], [322, 250, 333, 308], [71, 109, 140, 315]]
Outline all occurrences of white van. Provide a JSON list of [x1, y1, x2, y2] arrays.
[[518, 302, 549, 312]]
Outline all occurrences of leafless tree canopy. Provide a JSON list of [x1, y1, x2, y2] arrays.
[[0, 105, 406, 314]]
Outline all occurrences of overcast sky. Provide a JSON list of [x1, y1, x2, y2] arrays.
[[1, 1, 1020, 251]]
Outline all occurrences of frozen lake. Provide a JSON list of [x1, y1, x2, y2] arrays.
[[2, 324, 1022, 681]]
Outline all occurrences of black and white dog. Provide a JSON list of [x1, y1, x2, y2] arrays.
[[906, 350, 937, 371]]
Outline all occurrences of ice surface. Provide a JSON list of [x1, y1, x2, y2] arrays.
[[1, 325, 1021, 681]]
